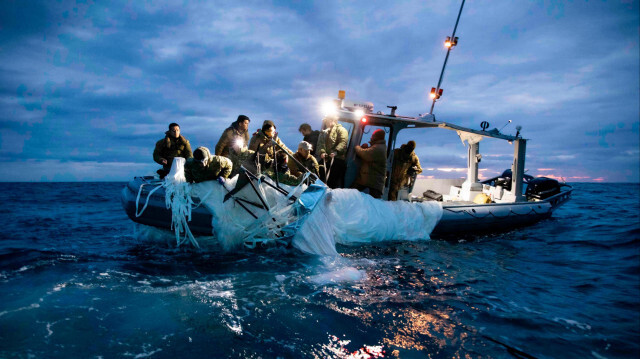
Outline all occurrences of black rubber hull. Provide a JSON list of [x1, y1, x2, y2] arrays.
[[121, 177, 214, 235], [121, 177, 572, 238]]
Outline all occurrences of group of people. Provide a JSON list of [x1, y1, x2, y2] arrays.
[[152, 116, 321, 187], [152, 115, 422, 200]]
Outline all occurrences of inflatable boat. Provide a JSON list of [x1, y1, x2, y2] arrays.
[[121, 94, 573, 244]]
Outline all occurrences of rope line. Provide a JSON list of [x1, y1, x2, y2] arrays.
[[135, 182, 163, 217]]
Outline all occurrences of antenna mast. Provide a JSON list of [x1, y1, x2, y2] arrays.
[[429, 0, 466, 115]]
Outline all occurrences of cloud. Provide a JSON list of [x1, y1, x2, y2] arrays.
[[0, 129, 32, 154], [0, 0, 637, 182]]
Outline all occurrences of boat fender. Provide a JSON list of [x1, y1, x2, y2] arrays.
[[473, 193, 492, 204]]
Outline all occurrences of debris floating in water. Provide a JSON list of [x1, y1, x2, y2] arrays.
[[162, 159, 443, 254]]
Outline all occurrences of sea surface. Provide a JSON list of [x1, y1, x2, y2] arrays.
[[0, 182, 638, 358]]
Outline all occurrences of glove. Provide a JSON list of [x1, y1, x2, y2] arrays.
[[217, 177, 225, 185]]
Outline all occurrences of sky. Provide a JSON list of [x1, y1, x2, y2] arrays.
[[0, 0, 638, 182]]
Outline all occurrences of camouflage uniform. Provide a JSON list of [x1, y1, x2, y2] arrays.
[[264, 168, 302, 186], [288, 152, 319, 177], [248, 130, 293, 165], [228, 147, 256, 178], [184, 146, 233, 183], [316, 123, 349, 188], [354, 136, 387, 198], [153, 132, 193, 173], [316, 124, 348, 160], [389, 145, 423, 201], [215, 122, 250, 158]]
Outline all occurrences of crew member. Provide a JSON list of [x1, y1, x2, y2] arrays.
[[184, 146, 232, 184], [248, 120, 293, 166], [298, 123, 320, 157], [288, 141, 319, 177], [227, 139, 255, 178], [316, 116, 348, 188], [215, 115, 251, 158], [153, 122, 193, 178], [353, 129, 387, 199], [389, 141, 423, 201], [264, 151, 302, 186]]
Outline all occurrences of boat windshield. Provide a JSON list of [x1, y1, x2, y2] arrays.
[[334, 119, 354, 139]]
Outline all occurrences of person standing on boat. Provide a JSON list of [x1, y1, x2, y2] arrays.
[[184, 146, 232, 184], [215, 115, 251, 158], [298, 123, 320, 157], [248, 120, 293, 166], [153, 123, 193, 179], [316, 116, 348, 188], [353, 129, 387, 199], [288, 141, 319, 177], [389, 141, 423, 201], [227, 138, 255, 178]]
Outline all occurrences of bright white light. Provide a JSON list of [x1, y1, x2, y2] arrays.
[[354, 109, 364, 118], [234, 138, 245, 149], [322, 102, 337, 117]]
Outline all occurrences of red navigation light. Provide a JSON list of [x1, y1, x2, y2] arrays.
[[430, 88, 443, 99], [361, 117, 367, 123]]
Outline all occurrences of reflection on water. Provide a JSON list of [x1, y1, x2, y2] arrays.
[[320, 335, 385, 358], [310, 256, 478, 356], [0, 183, 638, 358]]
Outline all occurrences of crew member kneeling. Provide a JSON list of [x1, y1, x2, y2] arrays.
[[184, 146, 232, 184]]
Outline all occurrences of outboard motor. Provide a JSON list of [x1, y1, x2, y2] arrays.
[[495, 176, 511, 191], [495, 169, 535, 192], [525, 177, 561, 200]]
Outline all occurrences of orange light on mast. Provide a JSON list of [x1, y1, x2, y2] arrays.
[[430, 87, 444, 99], [361, 117, 367, 123], [444, 36, 458, 48]]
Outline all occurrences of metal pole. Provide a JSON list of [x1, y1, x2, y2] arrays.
[[429, 0, 466, 115]]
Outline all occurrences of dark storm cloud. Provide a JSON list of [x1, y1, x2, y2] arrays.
[[0, 0, 638, 181]]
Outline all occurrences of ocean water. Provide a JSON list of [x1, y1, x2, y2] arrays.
[[0, 182, 638, 358]]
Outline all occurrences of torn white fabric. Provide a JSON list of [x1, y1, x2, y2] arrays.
[[292, 189, 443, 255], [164, 157, 200, 248], [190, 174, 310, 251], [162, 160, 443, 255], [457, 130, 483, 146]]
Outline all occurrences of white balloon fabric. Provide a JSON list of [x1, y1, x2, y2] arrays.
[[162, 159, 443, 255]]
